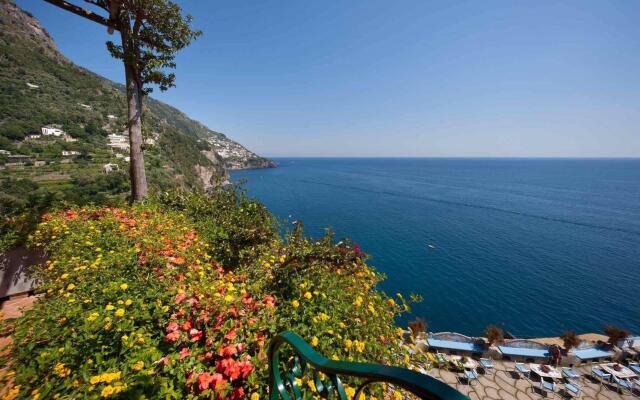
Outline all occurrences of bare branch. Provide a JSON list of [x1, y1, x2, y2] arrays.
[[42, 0, 119, 31]]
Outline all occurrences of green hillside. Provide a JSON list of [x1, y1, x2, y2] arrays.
[[0, 0, 271, 206]]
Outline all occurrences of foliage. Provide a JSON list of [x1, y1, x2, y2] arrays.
[[604, 326, 629, 346], [3, 189, 415, 399], [408, 318, 428, 337], [484, 325, 504, 346], [101, 0, 202, 94], [559, 331, 581, 351]]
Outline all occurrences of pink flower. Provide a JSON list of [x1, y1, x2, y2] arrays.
[[165, 322, 179, 333], [180, 347, 191, 360], [190, 328, 203, 342], [165, 331, 180, 343], [175, 293, 187, 304]]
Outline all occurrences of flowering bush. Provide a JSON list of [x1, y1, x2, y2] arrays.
[[3, 189, 415, 399]]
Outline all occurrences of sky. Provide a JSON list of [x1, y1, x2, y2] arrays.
[[16, 0, 640, 157]]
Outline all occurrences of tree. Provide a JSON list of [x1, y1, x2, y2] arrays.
[[43, 0, 201, 202], [484, 325, 504, 346], [604, 326, 629, 346], [559, 330, 581, 351]]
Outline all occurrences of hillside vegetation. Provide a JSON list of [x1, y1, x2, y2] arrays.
[[0, 0, 272, 209], [0, 188, 414, 399]]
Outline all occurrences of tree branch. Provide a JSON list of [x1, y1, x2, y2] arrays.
[[42, 0, 119, 31]]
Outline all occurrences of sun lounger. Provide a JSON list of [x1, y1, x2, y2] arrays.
[[539, 379, 556, 397], [628, 362, 640, 375], [564, 382, 582, 398], [480, 358, 495, 372], [611, 375, 633, 394], [461, 368, 478, 385], [590, 367, 611, 383], [515, 362, 530, 378], [561, 367, 581, 381]]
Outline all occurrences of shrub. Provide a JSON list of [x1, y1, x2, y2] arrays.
[[3, 190, 414, 399], [560, 330, 581, 351], [408, 317, 428, 337], [484, 325, 504, 345], [604, 326, 629, 346]]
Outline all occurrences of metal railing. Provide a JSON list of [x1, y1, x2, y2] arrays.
[[269, 331, 470, 400]]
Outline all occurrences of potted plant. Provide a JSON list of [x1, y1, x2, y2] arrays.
[[560, 330, 581, 352], [484, 325, 504, 346]]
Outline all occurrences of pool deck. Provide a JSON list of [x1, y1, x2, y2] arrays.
[[425, 360, 638, 399]]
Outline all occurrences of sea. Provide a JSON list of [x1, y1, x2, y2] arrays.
[[231, 158, 640, 338]]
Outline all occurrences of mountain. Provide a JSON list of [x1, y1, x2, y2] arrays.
[[0, 0, 275, 198]]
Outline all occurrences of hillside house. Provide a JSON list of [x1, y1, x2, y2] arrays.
[[63, 134, 78, 143], [102, 163, 119, 174], [62, 150, 80, 156], [41, 125, 65, 137], [26, 134, 41, 140], [34, 160, 46, 167], [0, 150, 10, 156], [107, 115, 117, 119], [107, 134, 130, 150]]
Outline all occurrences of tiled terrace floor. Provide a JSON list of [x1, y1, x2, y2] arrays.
[[426, 361, 638, 399]]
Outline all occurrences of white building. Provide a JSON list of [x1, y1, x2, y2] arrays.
[[0, 150, 10, 156], [107, 115, 117, 120], [103, 163, 119, 174], [26, 134, 41, 140], [62, 150, 80, 156], [107, 134, 130, 150], [79, 103, 92, 110], [41, 126, 65, 137], [63, 134, 78, 143]]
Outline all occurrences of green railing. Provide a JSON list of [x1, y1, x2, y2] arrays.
[[269, 331, 470, 400]]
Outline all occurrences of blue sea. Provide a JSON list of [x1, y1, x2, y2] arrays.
[[232, 158, 640, 337]]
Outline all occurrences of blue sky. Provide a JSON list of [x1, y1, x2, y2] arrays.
[[17, 0, 640, 157]]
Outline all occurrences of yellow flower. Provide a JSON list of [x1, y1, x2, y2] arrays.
[[224, 294, 234, 303], [393, 390, 403, 400], [120, 283, 128, 290], [53, 362, 70, 377], [133, 361, 144, 371], [101, 385, 115, 397], [304, 291, 312, 300], [66, 283, 76, 291], [125, 299, 133, 306], [90, 375, 101, 385], [311, 336, 319, 347], [60, 273, 69, 280], [105, 304, 115, 311], [86, 312, 99, 321], [345, 386, 356, 398], [291, 300, 300, 308], [354, 296, 363, 307], [114, 308, 125, 318], [319, 312, 330, 321], [344, 339, 353, 350]]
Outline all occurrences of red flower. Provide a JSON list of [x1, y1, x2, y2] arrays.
[[217, 357, 241, 380], [182, 320, 193, 331], [197, 372, 215, 392], [180, 347, 191, 360], [190, 328, 203, 342], [219, 344, 238, 357], [165, 322, 179, 333], [231, 386, 245, 400], [263, 295, 276, 308], [165, 331, 180, 343], [224, 328, 237, 341], [211, 373, 227, 391]]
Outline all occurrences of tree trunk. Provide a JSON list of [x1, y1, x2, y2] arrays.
[[120, 26, 148, 202]]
